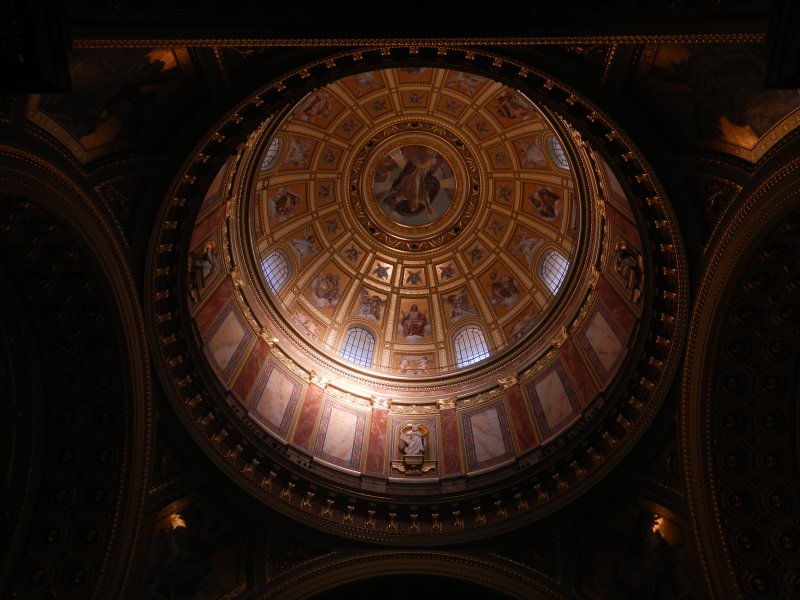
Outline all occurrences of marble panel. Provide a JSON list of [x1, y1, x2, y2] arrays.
[[205, 305, 250, 379], [364, 408, 388, 475], [190, 203, 225, 249], [313, 402, 366, 470], [249, 360, 302, 438], [505, 385, 538, 451], [439, 408, 463, 475], [232, 338, 269, 403], [596, 277, 637, 330], [462, 403, 514, 470], [194, 276, 235, 333], [578, 302, 628, 382], [290, 383, 324, 450], [560, 338, 600, 405], [527, 363, 581, 440]]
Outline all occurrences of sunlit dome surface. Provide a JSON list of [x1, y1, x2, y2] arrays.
[[249, 67, 580, 376]]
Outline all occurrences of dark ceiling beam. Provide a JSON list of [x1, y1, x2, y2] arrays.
[[64, 4, 770, 45], [765, 0, 800, 87], [0, 0, 69, 92]]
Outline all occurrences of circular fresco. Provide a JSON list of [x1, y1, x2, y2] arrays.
[[373, 145, 455, 227]]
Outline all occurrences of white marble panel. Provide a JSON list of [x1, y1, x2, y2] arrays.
[[535, 369, 573, 429], [322, 406, 357, 463], [207, 310, 244, 369], [470, 407, 506, 463], [585, 310, 624, 371], [255, 367, 295, 427]]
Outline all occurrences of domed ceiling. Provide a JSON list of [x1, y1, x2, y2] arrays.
[[249, 67, 580, 377], [149, 50, 687, 543]]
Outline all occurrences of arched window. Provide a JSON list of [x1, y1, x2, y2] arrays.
[[339, 327, 375, 368], [541, 250, 569, 294], [454, 326, 490, 369], [261, 250, 289, 294], [260, 137, 282, 172], [547, 135, 570, 170]]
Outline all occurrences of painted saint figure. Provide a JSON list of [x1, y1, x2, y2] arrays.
[[489, 272, 520, 308], [515, 231, 543, 265], [309, 273, 340, 309], [383, 145, 443, 218], [356, 288, 383, 321], [398, 303, 430, 343], [270, 187, 301, 222], [529, 186, 562, 220]]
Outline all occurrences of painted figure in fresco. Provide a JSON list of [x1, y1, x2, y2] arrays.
[[270, 187, 301, 222], [490, 272, 520, 308], [490, 219, 505, 237], [353, 71, 382, 96], [446, 287, 477, 321], [344, 245, 362, 263], [515, 230, 543, 265], [292, 310, 320, 340], [284, 138, 311, 168], [469, 246, 484, 264], [510, 311, 536, 340], [299, 90, 332, 123], [373, 264, 390, 280], [439, 264, 455, 280], [356, 288, 383, 321], [528, 186, 562, 220], [519, 137, 546, 167], [494, 90, 531, 120], [309, 273, 341, 309], [324, 218, 339, 236], [406, 270, 423, 285], [400, 425, 425, 456], [399, 304, 430, 342], [447, 71, 485, 97], [399, 355, 432, 374], [383, 146, 443, 217], [290, 230, 318, 260]]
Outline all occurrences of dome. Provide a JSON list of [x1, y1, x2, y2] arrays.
[[247, 67, 581, 378], [159, 50, 686, 543]]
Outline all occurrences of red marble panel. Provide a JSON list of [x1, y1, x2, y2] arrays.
[[505, 385, 538, 452], [290, 382, 324, 451], [561, 338, 600, 405], [364, 408, 388, 475], [231, 338, 269, 403], [595, 277, 636, 331], [190, 203, 226, 248], [194, 276, 235, 336], [439, 408, 463, 475], [605, 201, 641, 248]]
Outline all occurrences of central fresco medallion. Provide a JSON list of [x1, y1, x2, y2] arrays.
[[373, 144, 455, 227]]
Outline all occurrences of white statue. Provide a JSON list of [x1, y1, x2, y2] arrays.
[[400, 425, 425, 456]]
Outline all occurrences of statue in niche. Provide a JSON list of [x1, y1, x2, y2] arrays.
[[392, 423, 436, 476], [614, 239, 644, 303], [188, 240, 218, 304], [400, 424, 425, 456]]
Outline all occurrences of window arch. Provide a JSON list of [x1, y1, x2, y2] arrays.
[[453, 326, 490, 369], [261, 250, 290, 294], [540, 250, 569, 294], [547, 135, 570, 170], [339, 327, 375, 368], [260, 137, 282, 172]]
